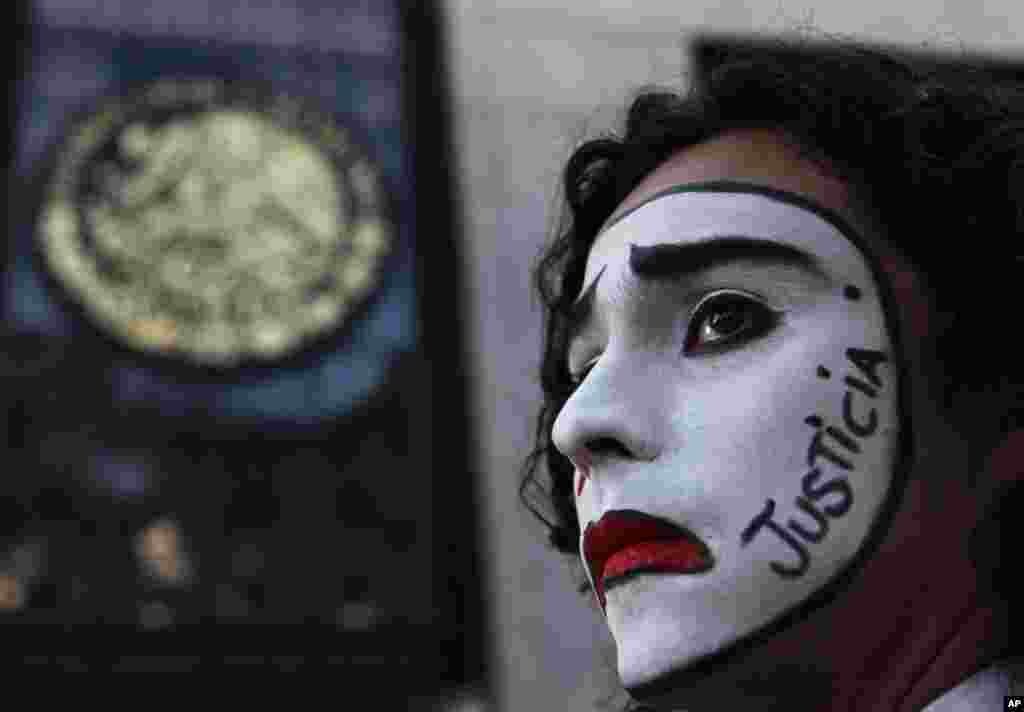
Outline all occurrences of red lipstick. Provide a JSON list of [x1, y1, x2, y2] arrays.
[[583, 510, 713, 608]]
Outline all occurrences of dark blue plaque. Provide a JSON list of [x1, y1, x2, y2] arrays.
[[2, 0, 487, 694], [6, 0, 415, 428]]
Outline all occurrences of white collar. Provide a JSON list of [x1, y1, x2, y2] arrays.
[[920, 659, 1017, 711]]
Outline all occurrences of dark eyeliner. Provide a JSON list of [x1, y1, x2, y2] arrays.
[[683, 289, 782, 356]]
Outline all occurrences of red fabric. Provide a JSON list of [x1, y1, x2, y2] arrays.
[[754, 430, 1024, 711]]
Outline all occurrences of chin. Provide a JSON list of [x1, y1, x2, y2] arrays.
[[609, 602, 732, 690], [605, 585, 755, 705], [615, 632, 725, 690], [615, 631, 752, 712]]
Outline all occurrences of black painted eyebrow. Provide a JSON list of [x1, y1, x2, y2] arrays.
[[566, 236, 826, 354]]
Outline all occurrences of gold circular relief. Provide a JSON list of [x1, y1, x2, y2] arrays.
[[36, 79, 393, 366]]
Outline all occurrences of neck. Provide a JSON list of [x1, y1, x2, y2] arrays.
[[838, 575, 1005, 711], [720, 437, 1008, 712], [643, 430, 1021, 712], [647, 470, 1007, 712], [779, 439, 1008, 712]]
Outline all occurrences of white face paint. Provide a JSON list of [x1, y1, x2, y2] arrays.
[[551, 186, 902, 690]]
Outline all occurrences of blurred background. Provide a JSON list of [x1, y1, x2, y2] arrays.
[[4, 0, 1024, 710]]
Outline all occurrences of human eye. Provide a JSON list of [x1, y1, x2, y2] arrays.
[[683, 289, 781, 356]]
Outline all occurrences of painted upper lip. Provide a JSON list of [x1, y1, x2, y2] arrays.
[[583, 509, 712, 590]]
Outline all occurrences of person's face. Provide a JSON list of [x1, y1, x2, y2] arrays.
[[551, 129, 904, 689]]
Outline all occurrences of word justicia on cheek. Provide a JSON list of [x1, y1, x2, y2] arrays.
[[739, 345, 889, 579]]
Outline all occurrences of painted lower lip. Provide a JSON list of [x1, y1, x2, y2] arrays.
[[597, 539, 712, 607]]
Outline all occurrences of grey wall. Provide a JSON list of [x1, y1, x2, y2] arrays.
[[443, 2, 1024, 711]]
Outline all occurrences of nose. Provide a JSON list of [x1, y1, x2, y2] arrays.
[[551, 365, 661, 468], [575, 437, 633, 461]]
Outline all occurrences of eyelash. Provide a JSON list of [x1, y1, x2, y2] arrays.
[[568, 289, 780, 385], [683, 289, 781, 355]]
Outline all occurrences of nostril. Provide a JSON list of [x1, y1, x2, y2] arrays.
[[586, 437, 631, 458]]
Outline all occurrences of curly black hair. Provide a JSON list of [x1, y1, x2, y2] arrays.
[[519, 38, 1024, 589]]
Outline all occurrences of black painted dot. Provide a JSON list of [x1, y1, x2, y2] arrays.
[[817, 365, 831, 379], [844, 284, 862, 301], [805, 415, 823, 428]]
